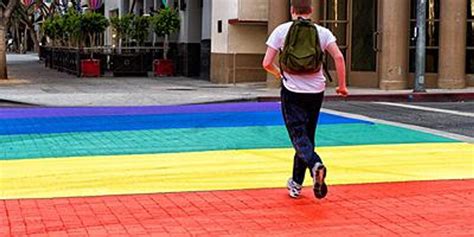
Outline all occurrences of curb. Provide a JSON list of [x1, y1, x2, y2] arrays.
[[258, 92, 474, 103], [0, 99, 39, 107]]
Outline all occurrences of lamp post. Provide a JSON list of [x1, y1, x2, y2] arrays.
[[414, 0, 427, 92]]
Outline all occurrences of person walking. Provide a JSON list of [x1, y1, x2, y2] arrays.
[[262, 0, 348, 199]]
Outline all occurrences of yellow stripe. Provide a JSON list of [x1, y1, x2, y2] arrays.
[[1, 143, 473, 199]]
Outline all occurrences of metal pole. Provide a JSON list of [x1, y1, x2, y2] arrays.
[[414, 0, 427, 92]]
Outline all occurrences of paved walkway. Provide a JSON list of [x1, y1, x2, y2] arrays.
[[1, 101, 473, 236], [1, 54, 473, 106], [3, 180, 473, 236]]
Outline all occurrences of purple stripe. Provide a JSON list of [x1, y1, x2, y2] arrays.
[[0, 102, 281, 119]]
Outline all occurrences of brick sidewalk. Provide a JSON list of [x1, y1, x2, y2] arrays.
[[2, 180, 473, 236]]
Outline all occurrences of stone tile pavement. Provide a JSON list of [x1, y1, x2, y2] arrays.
[[2, 180, 473, 236], [1, 53, 473, 107]]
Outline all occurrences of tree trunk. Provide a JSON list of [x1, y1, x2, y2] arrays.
[[163, 34, 169, 60], [130, 0, 137, 14], [27, 23, 40, 52], [15, 24, 20, 52], [0, 0, 20, 79], [0, 22, 8, 79], [23, 27, 28, 53]]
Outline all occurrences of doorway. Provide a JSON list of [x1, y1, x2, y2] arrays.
[[318, 0, 379, 87]]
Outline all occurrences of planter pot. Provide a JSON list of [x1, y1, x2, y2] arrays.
[[111, 54, 148, 77], [81, 59, 101, 77], [154, 59, 174, 77]]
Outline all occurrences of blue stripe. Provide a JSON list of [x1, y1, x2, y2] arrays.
[[0, 111, 371, 135]]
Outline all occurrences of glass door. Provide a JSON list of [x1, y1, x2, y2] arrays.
[[319, 0, 379, 87]]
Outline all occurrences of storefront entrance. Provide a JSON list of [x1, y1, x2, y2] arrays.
[[318, 0, 380, 87]]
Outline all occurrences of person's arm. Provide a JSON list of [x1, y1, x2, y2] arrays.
[[262, 47, 282, 80], [326, 42, 349, 97]]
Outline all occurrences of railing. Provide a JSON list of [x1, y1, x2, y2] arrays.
[[40, 46, 167, 77]]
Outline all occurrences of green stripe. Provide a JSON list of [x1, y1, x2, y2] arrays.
[[0, 124, 455, 160]]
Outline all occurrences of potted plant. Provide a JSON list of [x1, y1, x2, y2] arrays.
[[110, 14, 134, 49], [42, 14, 65, 68], [110, 14, 150, 76], [151, 7, 180, 76], [79, 11, 109, 77]]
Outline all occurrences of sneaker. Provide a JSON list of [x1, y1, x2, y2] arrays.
[[287, 178, 302, 198], [312, 163, 328, 199]]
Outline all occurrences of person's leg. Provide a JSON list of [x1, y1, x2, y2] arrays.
[[281, 88, 307, 186], [292, 153, 307, 185], [304, 91, 328, 199], [305, 91, 325, 177], [281, 87, 321, 180]]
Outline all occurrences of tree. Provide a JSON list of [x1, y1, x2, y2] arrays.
[[110, 14, 134, 47], [0, 0, 19, 79], [151, 7, 179, 59]]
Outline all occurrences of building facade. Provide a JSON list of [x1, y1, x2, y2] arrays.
[[104, 0, 211, 78], [105, 0, 473, 89]]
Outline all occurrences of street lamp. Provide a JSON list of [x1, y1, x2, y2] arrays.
[[414, 0, 427, 92]]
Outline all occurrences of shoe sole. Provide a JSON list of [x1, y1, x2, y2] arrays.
[[287, 179, 301, 199], [313, 166, 327, 199]]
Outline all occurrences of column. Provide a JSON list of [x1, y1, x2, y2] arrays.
[[438, 0, 467, 88], [266, 0, 290, 88], [201, 0, 212, 79], [378, 0, 410, 90]]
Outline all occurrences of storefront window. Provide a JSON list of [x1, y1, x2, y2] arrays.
[[467, 0, 474, 74], [351, 0, 377, 71], [318, 0, 348, 69], [409, 0, 440, 73]]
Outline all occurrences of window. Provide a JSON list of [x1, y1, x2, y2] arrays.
[[318, 0, 348, 69], [467, 0, 474, 74], [409, 0, 440, 73]]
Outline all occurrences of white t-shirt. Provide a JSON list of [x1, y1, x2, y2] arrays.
[[266, 21, 337, 93]]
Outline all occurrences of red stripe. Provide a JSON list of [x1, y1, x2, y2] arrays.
[[2, 180, 473, 236]]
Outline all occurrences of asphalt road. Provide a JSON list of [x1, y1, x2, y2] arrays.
[[323, 101, 474, 138]]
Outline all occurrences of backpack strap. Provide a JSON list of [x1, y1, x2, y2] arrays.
[[323, 60, 333, 82], [279, 49, 288, 81], [312, 23, 334, 83]]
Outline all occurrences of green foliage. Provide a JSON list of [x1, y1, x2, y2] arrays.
[[42, 14, 65, 45], [131, 15, 150, 45], [80, 11, 109, 36], [63, 9, 82, 45], [150, 8, 180, 37], [80, 11, 109, 47], [110, 14, 134, 46], [42, 10, 109, 47]]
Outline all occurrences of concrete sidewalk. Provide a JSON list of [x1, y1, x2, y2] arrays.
[[1, 53, 473, 106]]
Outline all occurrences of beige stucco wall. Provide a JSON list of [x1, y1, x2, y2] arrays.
[[211, 0, 238, 53], [228, 25, 267, 54], [212, 0, 268, 54], [238, 0, 268, 21]]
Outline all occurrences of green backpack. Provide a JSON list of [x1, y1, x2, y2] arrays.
[[280, 18, 332, 81]]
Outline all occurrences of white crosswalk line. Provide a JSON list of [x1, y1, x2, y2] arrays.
[[373, 102, 474, 118], [322, 108, 474, 142]]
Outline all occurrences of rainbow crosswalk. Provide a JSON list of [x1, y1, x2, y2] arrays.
[[1, 102, 474, 236], [1, 102, 472, 200]]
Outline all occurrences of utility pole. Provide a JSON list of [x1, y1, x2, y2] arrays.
[[414, 0, 427, 92]]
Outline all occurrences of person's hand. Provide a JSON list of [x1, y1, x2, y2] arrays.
[[274, 73, 283, 80], [336, 87, 349, 97]]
